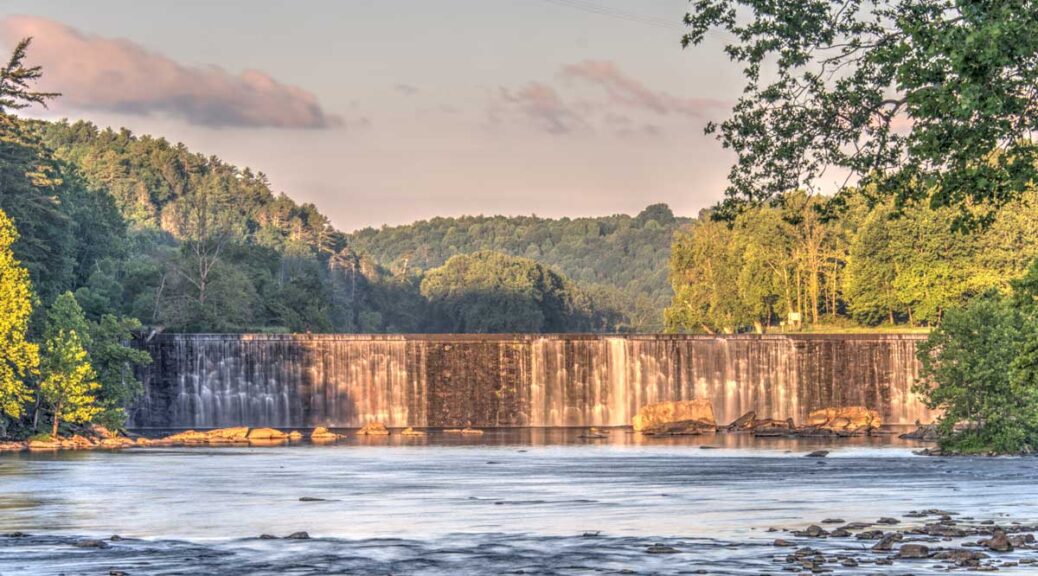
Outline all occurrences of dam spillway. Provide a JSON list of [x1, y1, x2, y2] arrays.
[[129, 333, 934, 429]]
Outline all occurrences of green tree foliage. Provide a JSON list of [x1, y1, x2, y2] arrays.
[[668, 189, 1038, 333], [685, 1, 1038, 225], [915, 293, 1035, 454], [350, 204, 689, 332], [87, 314, 152, 429], [0, 208, 38, 435], [420, 251, 600, 333], [39, 292, 100, 437]]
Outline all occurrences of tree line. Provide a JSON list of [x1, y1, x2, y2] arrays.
[[665, 189, 1038, 334]]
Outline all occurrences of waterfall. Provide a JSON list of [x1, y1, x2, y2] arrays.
[[131, 333, 935, 428]]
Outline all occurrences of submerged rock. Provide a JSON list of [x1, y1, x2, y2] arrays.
[[804, 450, 829, 458], [632, 399, 715, 432], [645, 543, 680, 554], [400, 427, 426, 436], [285, 531, 311, 540], [578, 427, 609, 439]]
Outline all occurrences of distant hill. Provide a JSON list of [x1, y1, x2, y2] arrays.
[[15, 119, 686, 333], [350, 204, 691, 331]]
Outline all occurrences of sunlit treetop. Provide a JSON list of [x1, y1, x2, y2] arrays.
[[684, 0, 1038, 228]]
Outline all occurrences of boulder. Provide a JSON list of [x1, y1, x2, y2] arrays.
[[806, 406, 882, 431], [641, 419, 716, 436], [899, 424, 939, 441], [89, 424, 118, 439], [207, 427, 251, 442], [0, 441, 26, 452], [358, 422, 390, 436], [727, 411, 757, 430], [70, 435, 96, 448], [460, 428, 484, 435], [287, 431, 304, 441], [247, 428, 289, 441], [751, 418, 794, 436], [633, 400, 716, 432], [981, 529, 1013, 552], [310, 426, 342, 441], [896, 543, 930, 559]]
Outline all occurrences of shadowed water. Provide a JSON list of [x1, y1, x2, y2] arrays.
[[1, 430, 1037, 574]]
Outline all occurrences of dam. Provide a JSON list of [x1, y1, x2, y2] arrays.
[[129, 333, 934, 429]]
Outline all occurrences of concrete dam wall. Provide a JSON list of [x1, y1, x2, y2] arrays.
[[129, 333, 934, 429]]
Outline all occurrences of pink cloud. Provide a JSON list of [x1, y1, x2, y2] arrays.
[[498, 82, 586, 135], [562, 60, 725, 117], [0, 15, 341, 129]]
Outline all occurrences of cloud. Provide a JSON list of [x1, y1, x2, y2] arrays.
[[0, 15, 342, 129], [493, 60, 724, 136], [562, 60, 725, 117], [497, 82, 587, 135], [394, 83, 420, 96]]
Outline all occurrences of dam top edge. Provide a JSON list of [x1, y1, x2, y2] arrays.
[[142, 332, 930, 342]]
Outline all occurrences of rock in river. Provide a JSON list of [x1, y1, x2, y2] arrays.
[[632, 399, 715, 432], [357, 422, 390, 436], [247, 428, 288, 441]]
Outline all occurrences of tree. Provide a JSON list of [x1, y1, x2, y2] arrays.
[[39, 292, 100, 437], [420, 251, 599, 333], [685, 1, 1038, 225], [87, 314, 151, 429], [0, 208, 38, 436], [915, 293, 1035, 454], [0, 38, 59, 114]]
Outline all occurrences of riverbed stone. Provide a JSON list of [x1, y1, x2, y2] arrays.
[[896, 543, 930, 559], [981, 529, 1013, 552], [871, 533, 903, 551], [632, 399, 715, 432]]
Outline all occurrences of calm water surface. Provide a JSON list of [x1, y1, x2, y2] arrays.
[[1, 429, 1036, 574]]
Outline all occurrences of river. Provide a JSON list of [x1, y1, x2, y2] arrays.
[[1, 429, 1036, 574]]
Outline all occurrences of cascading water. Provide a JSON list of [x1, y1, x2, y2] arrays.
[[131, 333, 935, 429]]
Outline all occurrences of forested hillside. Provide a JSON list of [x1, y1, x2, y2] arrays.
[[3, 117, 671, 334], [350, 204, 690, 331], [666, 189, 1038, 333]]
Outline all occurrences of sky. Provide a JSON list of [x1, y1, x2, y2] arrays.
[[0, 0, 745, 231]]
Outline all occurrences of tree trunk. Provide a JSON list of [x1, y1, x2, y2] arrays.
[[51, 411, 60, 439]]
